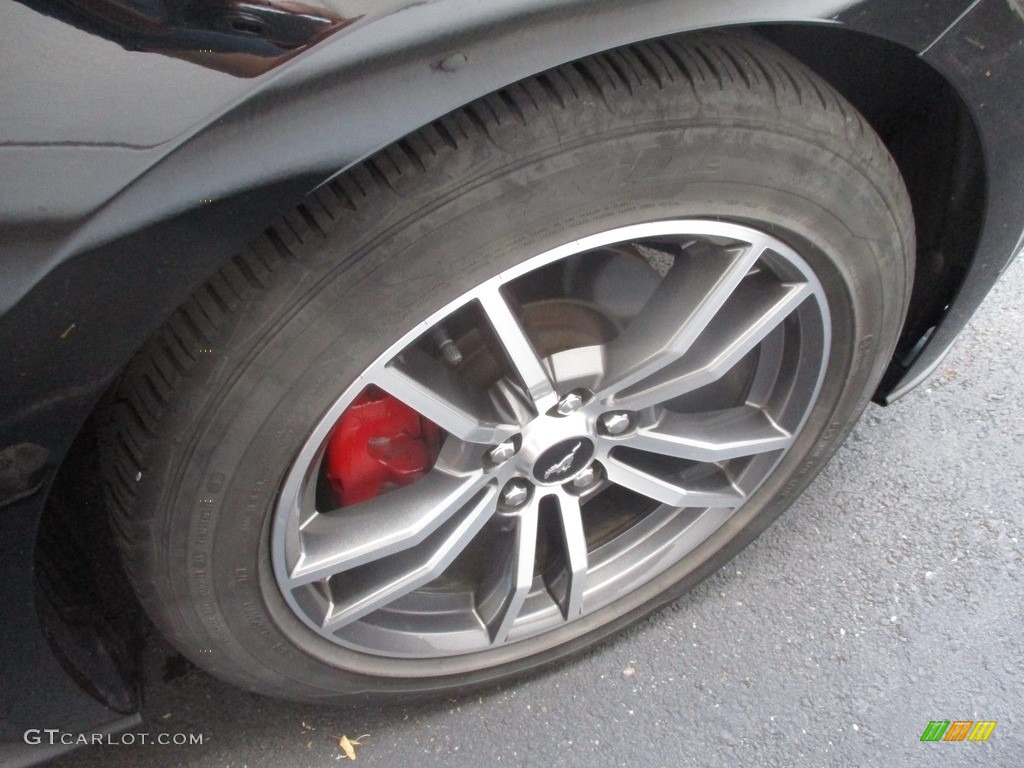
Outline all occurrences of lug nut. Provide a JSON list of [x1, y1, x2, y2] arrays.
[[501, 479, 530, 508], [487, 439, 518, 465], [601, 411, 632, 436], [572, 466, 597, 489], [555, 391, 584, 416]]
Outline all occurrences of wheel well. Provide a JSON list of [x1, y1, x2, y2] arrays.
[[32, 22, 985, 700], [755, 25, 985, 398]]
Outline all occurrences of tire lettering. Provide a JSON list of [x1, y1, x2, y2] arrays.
[[271, 641, 290, 656], [242, 479, 267, 532], [196, 568, 210, 598], [194, 501, 213, 546], [853, 335, 875, 376], [810, 421, 842, 461], [242, 600, 271, 636]]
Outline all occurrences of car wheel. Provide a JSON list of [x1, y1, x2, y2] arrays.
[[102, 32, 913, 701]]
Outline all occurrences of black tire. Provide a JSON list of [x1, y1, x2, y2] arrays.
[[102, 32, 913, 701]]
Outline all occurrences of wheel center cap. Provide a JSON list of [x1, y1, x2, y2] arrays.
[[533, 437, 594, 484]]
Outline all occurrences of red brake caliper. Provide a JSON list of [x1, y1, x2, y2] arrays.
[[324, 386, 441, 506]]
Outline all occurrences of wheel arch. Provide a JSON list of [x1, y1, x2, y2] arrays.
[[28, 14, 987, 707], [19, 13, 986, 440]]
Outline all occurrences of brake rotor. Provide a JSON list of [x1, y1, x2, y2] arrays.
[[453, 298, 619, 388]]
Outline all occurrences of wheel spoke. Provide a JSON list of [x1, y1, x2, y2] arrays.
[[595, 240, 765, 401], [477, 285, 558, 410], [372, 349, 519, 443], [604, 459, 744, 509], [612, 276, 811, 411], [553, 492, 588, 619], [487, 497, 540, 643], [615, 405, 793, 463], [320, 484, 499, 630], [289, 470, 490, 586]]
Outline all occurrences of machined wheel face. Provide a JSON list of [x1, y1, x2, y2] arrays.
[[271, 220, 830, 660]]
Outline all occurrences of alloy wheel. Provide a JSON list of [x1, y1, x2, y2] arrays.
[[271, 219, 830, 659]]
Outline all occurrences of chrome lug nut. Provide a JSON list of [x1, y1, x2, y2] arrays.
[[601, 411, 632, 436], [487, 439, 518, 465], [501, 479, 530, 508], [572, 466, 597, 489], [555, 391, 584, 416]]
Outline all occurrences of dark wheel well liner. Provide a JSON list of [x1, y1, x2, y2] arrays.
[[756, 25, 985, 399]]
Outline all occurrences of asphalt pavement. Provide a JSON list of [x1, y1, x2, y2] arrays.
[[53, 256, 1024, 768]]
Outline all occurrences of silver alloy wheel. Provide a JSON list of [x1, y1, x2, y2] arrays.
[[271, 220, 830, 659]]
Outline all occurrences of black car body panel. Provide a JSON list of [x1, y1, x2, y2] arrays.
[[880, 0, 1024, 401], [2, 0, 1021, 757]]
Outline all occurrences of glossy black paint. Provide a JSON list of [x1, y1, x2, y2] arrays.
[[0, 0, 970, 307], [1, 0, 1021, 757], [14, 0, 356, 77]]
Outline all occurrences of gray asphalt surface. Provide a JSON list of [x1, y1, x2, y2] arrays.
[[54, 256, 1023, 768]]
